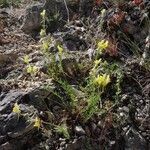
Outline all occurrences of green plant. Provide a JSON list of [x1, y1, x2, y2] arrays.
[[55, 123, 70, 139], [23, 55, 30, 64], [33, 116, 42, 130], [99, 9, 106, 29], [58, 80, 77, 109], [96, 39, 109, 58], [40, 9, 46, 33], [82, 93, 100, 121], [81, 56, 124, 121], [112, 64, 123, 101], [38, 8, 125, 125], [12, 102, 21, 120], [26, 64, 38, 76], [93, 74, 110, 92], [23, 55, 38, 77], [57, 44, 64, 72], [40, 9, 64, 79], [40, 29, 47, 38], [41, 37, 51, 54]]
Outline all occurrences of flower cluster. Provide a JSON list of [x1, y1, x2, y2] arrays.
[[93, 74, 110, 88], [12, 103, 21, 114], [57, 45, 64, 55], [97, 40, 109, 53], [34, 117, 41, 130]]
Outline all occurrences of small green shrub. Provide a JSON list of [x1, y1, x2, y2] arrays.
[[38, 8, 125, 126], [55, 123, 70, 139]]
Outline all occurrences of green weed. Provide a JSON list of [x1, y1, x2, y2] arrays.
[[55, 123, 70, 139]]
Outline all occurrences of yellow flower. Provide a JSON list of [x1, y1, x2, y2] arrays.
[[12, 103, 21, 114], [40, 29, 46, 37], [57, 45, 64, 55], [40, 9, 46, 18], [27, 65, 38, 75], [97, 40, 109, 51], [33, 117, 41, 130], [94, 59, 101, 67], [101, 9, 106, 17], [23, 55, 29, 64], [94, 74, 110, 88]]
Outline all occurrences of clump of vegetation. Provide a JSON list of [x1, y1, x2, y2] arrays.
[[12, 102, 21, 119], [2, 0, 148, 149], [38, 9, 125, 136], [23, 55, 38, 77], [0, 0, 21, 7], [55, 123, 70, 139]]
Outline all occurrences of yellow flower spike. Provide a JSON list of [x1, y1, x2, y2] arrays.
[[32, 66, 38, 73], [40, 9, 46, 18], [26, 65, 38, 75], [94, 59, 101, 67], [102, 74, 110, 87], [42, 40, 49, 51], [97, 40, 109, 52], [33, 117, 41, 130], [101, 9, 106, 17], [93, 74, 110, 88], [26, 65, 32, 73], [40, 29, 46, 37], [23, 55, 29, 64], [57, 45, 64, 54], [12, 103, 21, 114]]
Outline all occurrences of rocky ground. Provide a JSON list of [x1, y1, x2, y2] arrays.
[[0, 0, 150, 150]]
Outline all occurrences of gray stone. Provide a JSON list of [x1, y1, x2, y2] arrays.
[[20, 0, 94, 33], [20, 2, 44, 33], [124, 127, 148, 150], [0, 87, 53, 149], [20, 0, 71, 33], [74, 126, 85, 135]]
